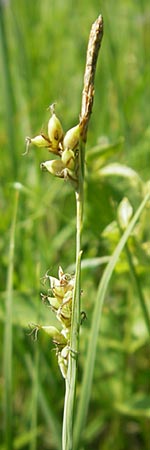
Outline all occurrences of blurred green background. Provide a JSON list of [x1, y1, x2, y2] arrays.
[[0, 1, 150, 449]]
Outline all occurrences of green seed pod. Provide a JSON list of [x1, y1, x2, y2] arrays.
[[63, 124, 80, 151], [57, 301, 72, 328], [53, 284, 68, 301], [61, 148, 75, 170], [23, 135, 50, 155], [47, 296, 60, 310], [40, 159, 65, 177], [48, 113, 63, 149], [53, 331, 67, 348], [49, 269, 73, 301], [53, 284, 73, 303], [26, 135, 50, 148], [62, 290, 73, 305], [41, 325, 60, 338], [48, 274, 65, 300]]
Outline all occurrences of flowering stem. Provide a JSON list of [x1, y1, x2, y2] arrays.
[[62, 147, 83, 450], [62, 14, 103, 450]]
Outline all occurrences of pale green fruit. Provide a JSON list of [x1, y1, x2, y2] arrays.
[[63, 124, 80, 151], [61, 148, 75, 170], [47, 296, 61, 309], [23, 135, 50, 155], [30, 135, 50, 147], [40, 159, 65, 176], [41, 325, 60, 337], [48, 113, 63, 149], [53, 284, 68, 301]]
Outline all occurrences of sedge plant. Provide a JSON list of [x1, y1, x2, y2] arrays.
[[24, 14, 150, 450], [25, 15, 104, 450]]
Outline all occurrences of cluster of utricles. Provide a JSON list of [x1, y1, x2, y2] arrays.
[[25, 104, 80, 186], [26, 106, 79, 377], [31, 267, 75, 379]]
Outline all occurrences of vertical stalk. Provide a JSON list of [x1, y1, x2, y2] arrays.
[[29, 264, 41, 450], [3, 190, 19, 450], [62, 15, 103, 450], [0, 3, 18, 178], [62, 147, 83, 450]]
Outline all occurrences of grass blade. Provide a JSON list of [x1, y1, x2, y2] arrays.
[[74, 191, 150, 449]]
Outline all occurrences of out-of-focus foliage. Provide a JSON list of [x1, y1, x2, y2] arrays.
[[0, 1, 150, 449]]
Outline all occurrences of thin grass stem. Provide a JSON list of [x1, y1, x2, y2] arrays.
[[0, 3, 17, 178], [62, 14, 103, 450], [62, 148, 83, 450], [3, 190, 19, 450]]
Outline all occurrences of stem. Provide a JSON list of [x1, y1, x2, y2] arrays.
[[62, 144, 83, 450], [3, 190, 19, 450], [62, 14, 103, 450], [0, 3, 18, 178]]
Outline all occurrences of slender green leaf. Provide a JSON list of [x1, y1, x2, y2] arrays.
[[99, 163, 143, 188], [67, 256, 110, 272], [115, 395, 150, 418]]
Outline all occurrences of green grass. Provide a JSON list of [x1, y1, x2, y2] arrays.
[[0, 1, 150, 449]]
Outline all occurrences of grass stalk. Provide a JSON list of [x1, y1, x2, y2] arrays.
[[3, 189, 19, 450], [62, 249, 82, 450], [62, 99, 84, 450], [0, 3, 17, 178], [29, 263, 41, 450], [62, 15, 103, 450]]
